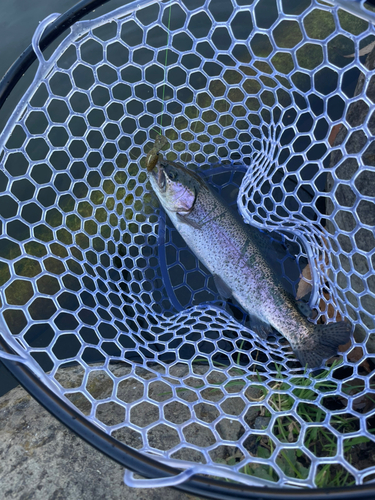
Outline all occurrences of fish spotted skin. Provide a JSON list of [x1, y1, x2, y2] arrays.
[[149, 160, 351, 368]]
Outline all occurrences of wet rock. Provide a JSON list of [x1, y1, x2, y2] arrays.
[[0, 377, 200, 500], [216, 418, 245, 441], [254, 416, 271, 430]]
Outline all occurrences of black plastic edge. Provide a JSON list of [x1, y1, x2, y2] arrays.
[[1, 0, 375, 498]]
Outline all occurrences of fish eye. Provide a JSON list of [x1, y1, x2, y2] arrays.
[[166, 170, 177, 181]]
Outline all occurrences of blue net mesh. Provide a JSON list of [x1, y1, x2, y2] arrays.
[[0, 0, 375, 489]]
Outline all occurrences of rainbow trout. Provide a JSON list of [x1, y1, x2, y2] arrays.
[[149, 159, 351, 368]]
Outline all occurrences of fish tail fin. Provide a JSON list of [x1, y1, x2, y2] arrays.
[[292, 321, 352, 369]]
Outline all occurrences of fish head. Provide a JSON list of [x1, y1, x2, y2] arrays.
[[149, 159, 202, 215]]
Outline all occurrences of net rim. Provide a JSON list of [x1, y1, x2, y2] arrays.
[[0, 0, 375, 498]]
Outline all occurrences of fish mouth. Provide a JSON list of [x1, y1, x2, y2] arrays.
[[150, 162, 166, 191]]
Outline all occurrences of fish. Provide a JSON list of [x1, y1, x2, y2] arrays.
[[145, 133, 168, 172], [148, 159, 352, 368]]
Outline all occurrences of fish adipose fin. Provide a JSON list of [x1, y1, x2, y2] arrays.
[[292, 321, 351, 369], [251, 315, 273, 339], [296, 300, 312, 318]]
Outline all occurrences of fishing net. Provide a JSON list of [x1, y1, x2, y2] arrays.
[[0, 0, 375, 494]]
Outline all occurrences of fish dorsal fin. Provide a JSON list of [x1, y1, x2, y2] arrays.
[[296, 299, 312, 318]]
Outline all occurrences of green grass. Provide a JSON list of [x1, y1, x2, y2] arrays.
[[241, 359, 372, 486], [170, 355, 366, 488]]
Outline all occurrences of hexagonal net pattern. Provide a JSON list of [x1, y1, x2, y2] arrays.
[[0, 0, 375, 491]]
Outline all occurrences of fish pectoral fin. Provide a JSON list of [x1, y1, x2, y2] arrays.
[[177, 212, 202, 229], [251, 315, 273, 339], [213, 274, 232, 300]]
